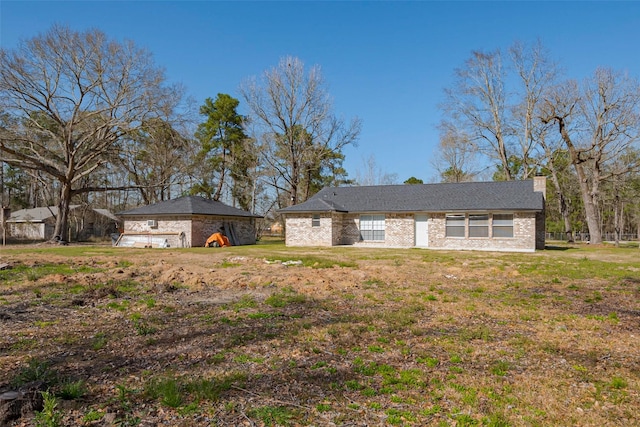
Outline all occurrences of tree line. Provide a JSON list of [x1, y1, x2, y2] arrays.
[[434, 42, 640, 245], [1, 27, 638, 245], [0, 26, 360, 240]]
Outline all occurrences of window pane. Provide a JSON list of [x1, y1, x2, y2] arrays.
[[360, 215, 385, 240], [492, 214, 513, 238], [469, 226, 489, 237], [493, 214, 513, 226], [446, 214, 465, 225], [468, 214, 488, 237], [469, 214, 489, 226], [312, 214, 320, 227], [446, 226, 465, 238], [493, 226, 513, 238], [446, 214, 465, 238]]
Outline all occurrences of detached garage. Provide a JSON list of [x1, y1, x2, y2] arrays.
[[117, 196, 261, 248], [6, 205, 119, 241]]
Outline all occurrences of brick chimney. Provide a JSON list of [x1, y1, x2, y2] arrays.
[[533, 174, 547, 250], [533, 175, 546, 200]]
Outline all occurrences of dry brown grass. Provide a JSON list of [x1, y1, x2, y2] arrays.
[[0, 242, 638, 426]]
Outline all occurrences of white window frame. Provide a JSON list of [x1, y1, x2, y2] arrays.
[[469, 214, 489, 238], [312, 214, 320, 227], [492, 213, 514, 238], [445, 214, 466, 238], [360, 214, 385, 241]]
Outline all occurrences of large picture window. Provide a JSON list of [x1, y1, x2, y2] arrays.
[[360, 214, 385, 241], [493, 214, 514, 238], [445, 214, 465, 237], [469, 214, 489, 237]]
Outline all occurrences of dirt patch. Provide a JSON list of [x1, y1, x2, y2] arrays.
[[0, 245, 638, 426]]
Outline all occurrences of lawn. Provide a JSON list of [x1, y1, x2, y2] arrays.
[[0, 242, 638, 426]]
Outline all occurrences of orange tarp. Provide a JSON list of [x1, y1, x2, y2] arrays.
[[205, 232, 232, 247]]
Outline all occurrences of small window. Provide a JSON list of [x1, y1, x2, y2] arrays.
[[360, 214, 385, 241], [312, 214, 320, 227], [469, 214, 489, 237], [493, 214, 514, 238], [445, 214, 465, 238]]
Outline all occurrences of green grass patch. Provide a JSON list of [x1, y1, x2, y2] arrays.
[[57, 379, 87, 400], [266, 255, 356, 269], [11, 358, 58, 388], [265, 287, 306, 307], [248, 405, 297, 426], [233, 294, 258, 310], [0, 262, 102, 285]]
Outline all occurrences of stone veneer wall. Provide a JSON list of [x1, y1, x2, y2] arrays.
[[427, 212, 537, 252]]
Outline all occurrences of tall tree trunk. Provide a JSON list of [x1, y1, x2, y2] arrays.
[[554, 117, 603, 244], [53, 181, 72, 242], [0, 162, 4, 207], [613, 187, 623, 247], [213, 146, 227, 202]]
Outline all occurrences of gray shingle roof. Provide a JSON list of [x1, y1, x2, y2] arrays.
[[118, 196, 262, 218], [7, 206, 119, 222], [279, 180, 544, 213], [7, 206, 67, 222]]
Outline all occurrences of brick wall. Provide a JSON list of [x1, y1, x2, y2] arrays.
[[124, 216, 191, 247], [340, 214, 361, 245], [191, 215, 256, 247], [350, 214, 414, 248], [285, 210, 539, 252], [124, 215, 256, 248], [285, 214, 334, 246], [428, 212, 537, 252]]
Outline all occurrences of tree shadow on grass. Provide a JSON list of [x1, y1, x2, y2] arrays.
[[544, 245, 573, 251]]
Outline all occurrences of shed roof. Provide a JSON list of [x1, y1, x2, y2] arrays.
[[279, 180, 544, 214], [7, 206, 120, 223], [118, 196, 262, 218]]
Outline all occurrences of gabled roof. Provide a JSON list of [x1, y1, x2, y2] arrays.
[[93, 208, 121, 222], [118, 196, 262, 218], [7, 206, 119, 223], [279, 180, 544, 213]]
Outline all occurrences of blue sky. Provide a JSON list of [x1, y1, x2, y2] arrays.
[[2, 1, 639, 182]]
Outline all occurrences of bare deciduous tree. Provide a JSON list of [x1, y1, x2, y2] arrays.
[[442, 49, 513, 179], [442, 41, 556, 181], [541, 69, 640, 244], [241, 56, 361, 206], [120, 117, 193, 205], [431, 124, 478, 183], [511, 41, 557, 179], [0, 25, 183, 241], [354, 154, 398, 186]]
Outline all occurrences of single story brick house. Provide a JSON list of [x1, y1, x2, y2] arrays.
[[279, 177, 546, 252], [118, 196, 262, 248], [6, 205, 119, 241]]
